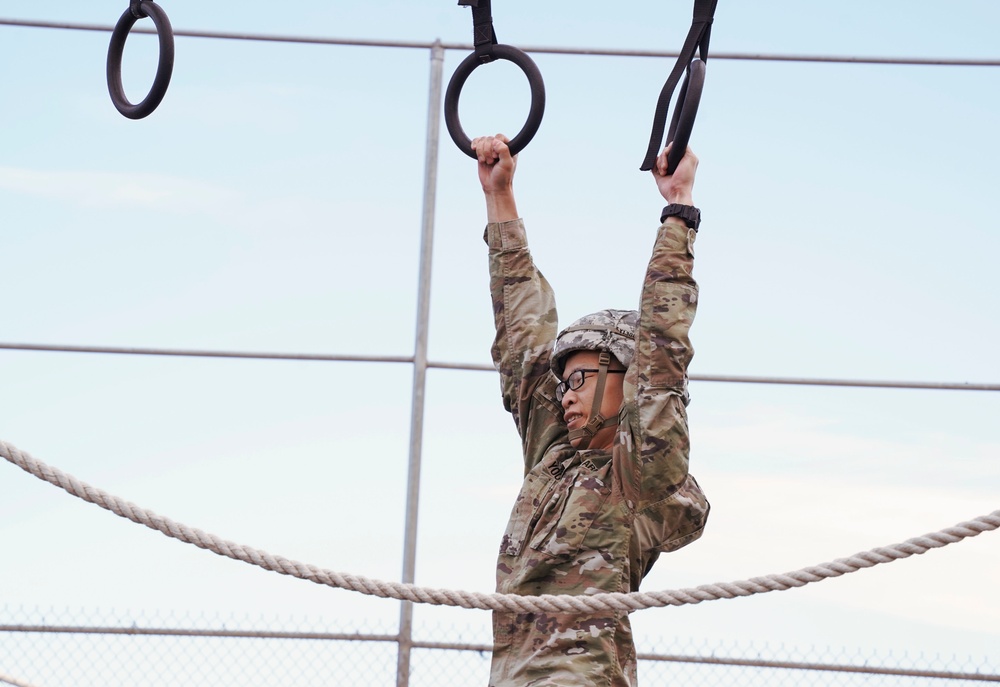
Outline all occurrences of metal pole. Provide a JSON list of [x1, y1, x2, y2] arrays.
[[395, 39, 445, 687]]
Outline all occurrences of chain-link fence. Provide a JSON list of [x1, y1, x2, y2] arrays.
[[2, 605, 997, 687]]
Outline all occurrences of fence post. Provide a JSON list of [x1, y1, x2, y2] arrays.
[[395, 39, 446, 687]]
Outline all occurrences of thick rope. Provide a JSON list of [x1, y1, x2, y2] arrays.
[[0, 673, 41, 687], [3, 439, 998, 614]]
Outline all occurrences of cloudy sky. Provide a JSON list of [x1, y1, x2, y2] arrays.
[[1, 0, 998, 679]]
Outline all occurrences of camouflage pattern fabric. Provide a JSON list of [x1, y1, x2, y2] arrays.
[[484, 218, 710, 687], [551, 309, 639, 378]]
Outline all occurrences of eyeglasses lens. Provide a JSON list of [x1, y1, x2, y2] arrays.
[[555, 370, 587, 402]]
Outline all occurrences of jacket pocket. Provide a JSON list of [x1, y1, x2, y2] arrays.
[[499, 471, 556, 557], [528, 466, 613, 558]]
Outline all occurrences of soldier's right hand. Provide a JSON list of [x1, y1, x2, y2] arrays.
[[472, 134, 517, 195]]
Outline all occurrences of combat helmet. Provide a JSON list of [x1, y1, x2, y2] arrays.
[[551, 309, 638, 449]]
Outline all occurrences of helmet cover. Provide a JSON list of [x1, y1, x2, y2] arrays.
[[551, 309, 638, 379]]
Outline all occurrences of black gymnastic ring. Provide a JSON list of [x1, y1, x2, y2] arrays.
[[665, 58, 706, 174], [444, 44, 546, 159], [106, 1, 175, 119]]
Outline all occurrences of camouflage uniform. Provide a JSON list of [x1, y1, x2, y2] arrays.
[[485, 217, 710, 687]]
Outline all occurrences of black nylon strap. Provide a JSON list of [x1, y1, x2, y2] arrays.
[[446, 0, 546, 157], [458, 0, 498, 62], [639, 0, 718, 171]]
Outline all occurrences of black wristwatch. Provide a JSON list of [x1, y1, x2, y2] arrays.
[[660, 204, 701, 231]]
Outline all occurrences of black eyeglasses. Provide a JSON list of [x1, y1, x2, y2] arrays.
[[555, 368, 626, 402]]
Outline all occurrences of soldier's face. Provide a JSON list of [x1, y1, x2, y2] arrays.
[[559, 350, 625, 450]]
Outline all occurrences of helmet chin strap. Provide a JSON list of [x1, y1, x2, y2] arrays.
[[567, 351, 618, 450]]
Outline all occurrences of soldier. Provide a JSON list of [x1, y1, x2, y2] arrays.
[[473, 133, 710, 687]]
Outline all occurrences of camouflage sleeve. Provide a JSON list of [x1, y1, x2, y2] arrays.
[[621, 220, 709, 554], [485, 219, 568, 474]]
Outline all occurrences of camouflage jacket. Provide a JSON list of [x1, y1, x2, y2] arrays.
[[485, 217, 710, 687]]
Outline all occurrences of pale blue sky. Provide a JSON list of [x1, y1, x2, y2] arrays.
[[1, 0, 998, 675]]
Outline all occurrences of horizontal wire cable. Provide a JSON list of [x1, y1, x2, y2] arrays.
[[0, 342, 416, 365], [0, 342, 997, 392], [691, 373, 1000, 392], [636, 654, 1000, 682], [2, 623, 998, 682], [1, 624, 400, 642], [2, 18, 1000, 66]]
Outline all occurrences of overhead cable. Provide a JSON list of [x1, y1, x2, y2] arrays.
[[2, 18, 1000, 67], [1, 343, 997, 392]]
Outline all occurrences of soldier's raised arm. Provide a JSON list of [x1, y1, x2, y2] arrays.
[[619, 144, 709, 567], [477, 134, 566, 472]]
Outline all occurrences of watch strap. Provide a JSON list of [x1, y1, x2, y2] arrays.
[[660, 203, 701, 230]]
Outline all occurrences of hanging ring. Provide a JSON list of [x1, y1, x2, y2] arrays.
[[664, 58, 706, 174], [106, 0, 175, 119], [444, 44, 546, 159]]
